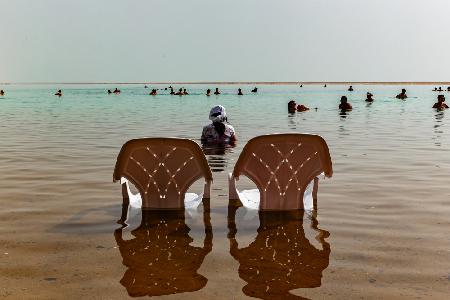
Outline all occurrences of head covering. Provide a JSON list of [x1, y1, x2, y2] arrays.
[[209, 105, 227, 123]]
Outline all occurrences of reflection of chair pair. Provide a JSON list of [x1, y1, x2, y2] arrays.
[[115, 205, 330, 298], [113, 134, 333, 219]]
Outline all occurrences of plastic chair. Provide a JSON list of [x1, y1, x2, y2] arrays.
[[113, 138, 213, 216], [229, 134, 332, 210]]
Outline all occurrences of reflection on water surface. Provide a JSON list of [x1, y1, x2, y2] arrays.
[[228, 206, 331, 300], [114, 206, 212, 297]]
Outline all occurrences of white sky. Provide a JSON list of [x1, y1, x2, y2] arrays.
[[1, 0, 450, 82]]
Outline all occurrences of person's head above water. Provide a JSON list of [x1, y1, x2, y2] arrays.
[[402, 88, 406, 93], [209, 105, 227, 123], [437, 95, 445, 102], [340, 96, 348, 104]]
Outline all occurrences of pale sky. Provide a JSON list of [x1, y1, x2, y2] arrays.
[[1, 0, 450, 82]]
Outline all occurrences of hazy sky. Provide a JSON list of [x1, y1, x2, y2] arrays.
[[1, 0, 450, 82]]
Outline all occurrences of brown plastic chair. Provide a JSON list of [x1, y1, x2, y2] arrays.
[[113, 138, 213, 212], [229, 134, 332, 210]]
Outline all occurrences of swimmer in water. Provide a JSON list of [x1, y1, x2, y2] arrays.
[[214, 88, 220, 95], [395, 88, 407, 100], [149, 89, 157, 95], [237, 88, 243, 95], [365, 92, 374, 102], [348, 85, 354, 91], [297, 104, 310, 112], [201, 105, 237, 145], [175, 88, 183, 95], [339, 96, 352, 110], [251, 87, 258, 93], [113, 88, 121, 94], [447, 86, 450, 92], [144, 85, 148, 89], [107, 89, 112, 94], [433, 87, 438, 91], [438, 87, 443, 92], [170, 87, 175, 95], [288, 100, 297, 113], [432, 95, 449, 110], [206, 89, 211, 96], [324, 84, 327, 88], [0, 90, 4, 96], [55, 90, 62, 96], [300, 84, 303, 88], [183, 88, 189, 95]]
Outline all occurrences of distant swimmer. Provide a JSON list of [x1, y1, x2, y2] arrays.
[[438, 87, 443, 92], [0, 90, 4, 96], [113, 88, 121, 94], [365, 92, 374, 102], [214, 88, 220, 95], [433, 87, 438, 91], [324, 84, 327, 88], [175, 88, 183, 95], [395, 88, 407, 100], [144, 85, 148, 89], [251, 87, 258, 93], [237, 88, 243, 95], [288, 100, 297, 113], [447, 86, 450, 91], [206, 89, 211, 96], [300, 85, 303, 88], [297, 104, 310, 112], [339, 96, 352, 110], [164, 87, 168, 91], [433, 95, 449, 110], [348, 85, 354, 91], [170, 87, 175, 95], [149, 89, 157, 95], [107, 89, 112, 94], [183, 88, 189, 95], [55, 89, 62, 97]]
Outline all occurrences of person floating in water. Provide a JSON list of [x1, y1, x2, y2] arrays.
[[206, 89, 211, 96], [433, 95, 449, 110], [395, 88, 407, 100], [447, 86, 450, 92], [113, 88, 121, 94], [438, 87, 443, 92], [365, 92, 374, 102], [55, 89, 62, 96], [433, 87, 438, 91], [297, 104, 310, 112], [201, 105, 236, 145], [107, 89, 112, 94], [170, 87, 175, 95], [0, 90, 4, 96], [144, 85, 148, 89], [288, 100, 297, 113], [348, 85, 354, 91], [324, 84, 327, 88], [214, 88, 220, 95], [183, 88, 189, 95], [149, 89, 157, 95], [339, 96, 352, 110], [175, 88, 183, 96], [251, 87, 258, 93], [237, 88, 243, 95], [300, 84, 303, 88]]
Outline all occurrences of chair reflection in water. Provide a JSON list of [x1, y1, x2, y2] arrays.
[[113, 138, 213, 297], [114, 208, 212, 297], [228, 206, 331, 299]]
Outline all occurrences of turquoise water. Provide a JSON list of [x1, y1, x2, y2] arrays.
[[0, 84, 449, 299]]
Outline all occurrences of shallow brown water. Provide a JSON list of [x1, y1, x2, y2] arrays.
[[0, 84, 449, 299]]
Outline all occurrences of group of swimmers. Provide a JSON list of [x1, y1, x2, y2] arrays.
[[432, 86, 450, 92], [107, 88, 121, 94], [289, 89, 448, 113]]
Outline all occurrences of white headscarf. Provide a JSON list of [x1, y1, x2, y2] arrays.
[[209, 105, 227, 123]]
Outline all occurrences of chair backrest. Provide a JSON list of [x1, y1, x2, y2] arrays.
[[233, 134, 332, 210], [114, 138, 213, 209]]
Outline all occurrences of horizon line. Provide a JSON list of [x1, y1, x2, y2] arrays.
[[2, 81, 450, 85]]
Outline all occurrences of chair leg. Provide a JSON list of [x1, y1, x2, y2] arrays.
[[203, 180, 211, 199], [118, 182, 130, 224], [228, 173, 240, 200], [313, 177, 319, 210]]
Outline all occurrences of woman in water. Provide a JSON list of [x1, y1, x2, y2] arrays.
[[206, 89, 211, 96], [365, 92, 374, 102], [348, 85, 353, 91], [288, 100, 297, 113], [55, 90, 62, 96], [201, 105, 237, 145], [237, 88, 243, 95], [214, 88, 221, 95], [396, 88, 407, 99], [339, 96, 352, 110]]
